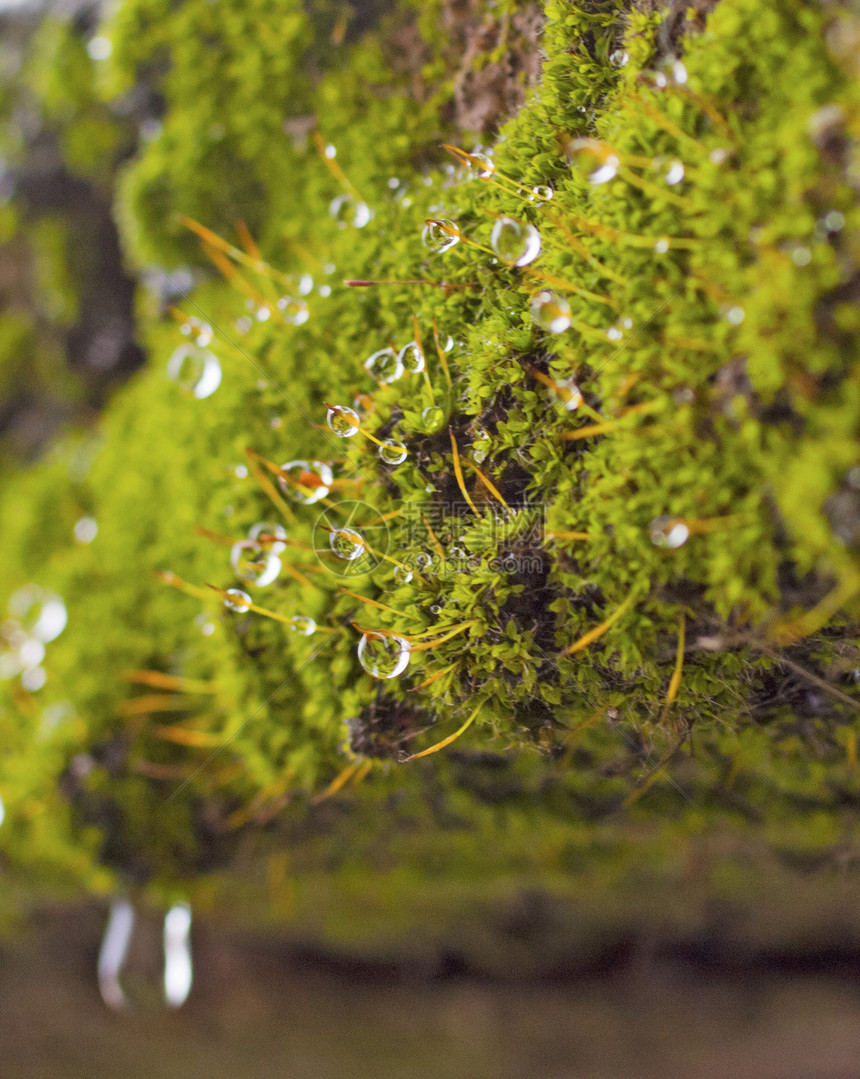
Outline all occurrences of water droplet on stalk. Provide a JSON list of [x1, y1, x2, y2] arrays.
[[567, 139, 620, 185], [393, 564, 413, 585], [278, 460, 333, 505], [398, 341, 425, 374], [531, 185, 554, 201], [364, 348, 403, 383], [9, 586, 67, 642], [327, 404, 361, 436], [653, 157, 685, 186], [649, 515, 690, 549], [469, 152, 495, 179], [531, 290, 571, 333], [276, 296, 310, 326], [330, 527, 366, 561], [470, 429, 491, 463], [421, 405, 445, 432], [287, 615, 316, 636], [330, 194, 372, 229], [379, 439, 408, 465], [490, 218, 542, 266], [422, 219, 460, 253], [248, 521, 287, 554], [357, 632, 411, 679], [609, 48, 629, 68], [230, 541, 282, 586], [224, 589, 252, 612], [180, 317, 213, 347], [415, 552, 433, 570], [167, 345, 222, 399]]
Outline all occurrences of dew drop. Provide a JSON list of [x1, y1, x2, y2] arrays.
[[609, 48, 629, 68], [555, 377, 583, 412], [9, 586, 67, 643], [490, 217, 542, 267], [21, 665, 46, 692], [379, 439, 408, 465], [393, 564, 414, 585], [723, 305, 745, 326], [327, 404, 361, 436], [421, 405, 446, 432], [422, 219, 460, 253], [709, 147, 730, 165], [330, 194, 372, 229], [297, 273, 314, 296], [357, 632, 411, 679], [653, 157, 685, 186], [330, 527, 366, 561], [567, 139, 620, 185], [230, 541, 282, 586], [278, 460, 333, 505], [224, 588, 252, 613], [823, 210, 845, 232], [74, 516, 98, 544], [287, 615, 316, 636], [531, 185, 554, 201], [248, 521, 287, 554], [469, 152, 495, 179], [167, 345, 222, 399], [531, 289, 571, 333], [654, 237, 670, 254], [179, 316, 213, 347], [256, 305, 271, 322], [649, 515, 690, 549], [276, 296, 310, 326], [449, 545, 467, 560], [470, 429, 491, 464], [364, 347, 403, 383], [398, 341, 425, 374], [792, 245, 812, 267], [415, 552, 433, 570], [664, 57, 688, 85]]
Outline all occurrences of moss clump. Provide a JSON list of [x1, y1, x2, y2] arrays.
[[0, 0, 859, 944]]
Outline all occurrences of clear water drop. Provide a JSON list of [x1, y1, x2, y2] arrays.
[[393, 564, 413, 585], [470, 429, 491, 464], [567, 139, 620, 185], [180, 316, 213, 347], [415, 552, 433, 570], [364, 348, 403, 383], [379, 439, 408, 465], [654, 237, 670, 254], [327, 404, 361, 436], [224, 588, 252, 612], [9, 586, 67, 643], [330, 527, 366, 561], [609, 48, 629, 68], [421, 405, 446, 432], [490, 217, 542, 267], [357, 632, 411, 679], [297, 273, 314, 296], [555, 377, 583, 412], [330, 194, 372, 229], [649, 515, 690, 549], [398, 341, 425, 374], [276, 296, 310, 326], [653, 157, 685, 186], [287, 615, 316, 636], [278, 460, 333, 505], [167, 345, 222, 399], [449, 545, 467, 560], [532, 185, 554, 201], [256, 305, 271, 322], [469, 152, 495, 179], [531, 290, 572, 333], [248, 521, 287, 554], [74, 516, 98, 543], [230, 541, 282, 586], [422, 219, 460, 253]]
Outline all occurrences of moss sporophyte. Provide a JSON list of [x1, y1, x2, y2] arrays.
[[0, 0, 858, 906]]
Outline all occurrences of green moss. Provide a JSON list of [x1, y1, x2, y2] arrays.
[[0, 0, 859, 942]]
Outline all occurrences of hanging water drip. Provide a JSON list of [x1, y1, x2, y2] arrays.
[[278, 460, 333, 505], [224, 588, 252, 612], [397, 341, 425, 374], [422, 219, 460, 253], [531, 290, 572, 333], [276, 296, 310, 326], [230, 540, 282, 586], [329, 194, 372, 229], [363, 348, 403, 384], [378, 439, 408, 465], [357, 631, 411, 679], [98, 898, 193, 1012], [421, 405, 445, 433], [248, 521, 288, 554], [327, 404, 361, 436], [566, 138, 620, 185]]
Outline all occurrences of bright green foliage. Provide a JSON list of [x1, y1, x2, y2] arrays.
[[0, 0, 859, 935]]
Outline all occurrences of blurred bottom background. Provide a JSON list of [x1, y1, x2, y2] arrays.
[[3, 902, 860, 1079]]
